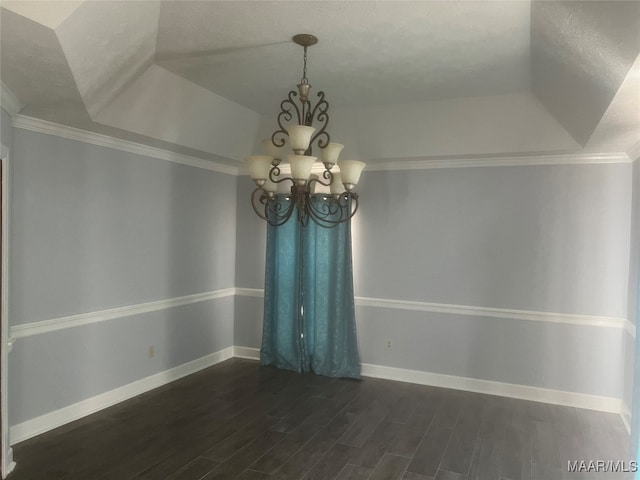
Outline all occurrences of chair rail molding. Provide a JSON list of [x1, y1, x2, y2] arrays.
[[235, 288, 630, 333], [10, 288, 236, 339]]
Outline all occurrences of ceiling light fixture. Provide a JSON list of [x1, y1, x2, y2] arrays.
[[246, 34, 365, 227]]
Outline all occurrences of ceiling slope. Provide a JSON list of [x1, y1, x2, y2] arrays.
[[532, 0, 640, 147], [55, 1, 161, 118], [584, 54, 640, 154], [1, 0, 82, 29], [0, 8, 89, 126]]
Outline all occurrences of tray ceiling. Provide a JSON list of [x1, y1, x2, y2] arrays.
[[1, 1, 638, 164]]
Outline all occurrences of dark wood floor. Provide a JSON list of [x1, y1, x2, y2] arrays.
[[9, 358, 631, 480]]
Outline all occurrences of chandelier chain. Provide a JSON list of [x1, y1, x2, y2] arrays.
[[302, 46, 308, 83]]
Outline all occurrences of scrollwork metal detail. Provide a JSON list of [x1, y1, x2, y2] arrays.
[[271, 91, 302, 148], [250, 164, 359, 228], [308, 91, 330, 150], [252, 35, 361, 229]]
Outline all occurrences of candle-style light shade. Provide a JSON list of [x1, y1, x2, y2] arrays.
[[262, 138, 286, 160], [321, 142, 344, 166], [338, 160, 366, 188], [288, 125, 315, 152], [288, 155, 317, 182], [246, 155, 274, 182], [330, 172, 344, 194]]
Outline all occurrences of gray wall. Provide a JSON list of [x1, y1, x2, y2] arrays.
[[235, 163, 633, 398], [354, 166, 630, 317], [624, 159, 640, 411], [5, 117, 635, 426], [235, 177, 266, 290], [234, 178, 266, 348], [8, 126, 237, 425]]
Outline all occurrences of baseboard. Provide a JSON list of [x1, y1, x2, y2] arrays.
[[621, 402, 632, 434], [2, 447, 15, 479], [233, 345, 262, 360], [10, 346, 234, 445], [10, 344, 626, 445], [231, 346, 622, 414], [361, 363, 622, 413]]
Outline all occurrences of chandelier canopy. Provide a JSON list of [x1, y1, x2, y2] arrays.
[[246, 34, 366, 228]]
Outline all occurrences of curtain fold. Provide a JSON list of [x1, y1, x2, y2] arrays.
[[260, 195, 361, 379], [302, 200, 361, 378], [260, 201, 303, 372]]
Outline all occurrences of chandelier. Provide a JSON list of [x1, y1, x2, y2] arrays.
[[246, 34, 366, 228]]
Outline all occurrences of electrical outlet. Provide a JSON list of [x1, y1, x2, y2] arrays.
[[386, 340, 392, 350], [148, 345, 155, 358]]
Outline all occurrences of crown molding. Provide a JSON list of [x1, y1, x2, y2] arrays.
[[363, 152, 632, 171], [8, 113, 632, 175], [11, 115, 238, 176], [0, 83, 22, 117], [237, 152, 632, 176]]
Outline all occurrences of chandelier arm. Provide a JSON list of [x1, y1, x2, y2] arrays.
[[272, 91, 302, 147], [306, 203, 349, 228], [308, 91, 330, 149], [346, 192, 359, 219], [270, 164, 281, 180], [286, 90, 302, 125], [305, 194, 347, 227], [250, 187, 270, 222], [307, 170, 333, 190], [269, 166, 295, 185], [265, 197, 296, 227], [306, 192, 360, 228]]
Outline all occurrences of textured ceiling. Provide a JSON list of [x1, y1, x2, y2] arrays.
[[156, 1, 532, 113], [1, 0, 639, 163], [532, 0, 640, 145]]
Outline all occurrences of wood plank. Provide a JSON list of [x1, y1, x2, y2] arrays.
[[370, 453, 411, 480], [7, 360, 631, 480], [336, 464, 375, 480]]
